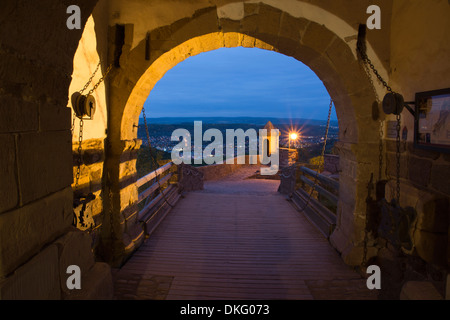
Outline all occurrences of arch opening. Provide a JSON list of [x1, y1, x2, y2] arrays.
[[122, 32, 359, 144], [109, 15, 381, 266], [99, 1, 387, 269], [135, 46, 338, 178]]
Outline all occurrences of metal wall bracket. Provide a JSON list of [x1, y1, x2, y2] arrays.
[[403, 102, 416, 118]]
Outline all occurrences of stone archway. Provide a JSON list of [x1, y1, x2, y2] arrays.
[[2, 0, 449, 300], [103, 2, 386, 266], [0, 0, 450, 298]]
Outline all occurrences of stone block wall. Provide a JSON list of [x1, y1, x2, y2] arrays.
[[1, 0, 447, 300], [0, 228, 113, 300], [72, 138, 106, 249], [68, 4, 111, 251], [97, 138, 145, 266], [373, 139, 450, 299], [117, 139, 146, 260], [385, 141, 450, 198], [110, 1, 390, 270], [0, 0, 113, 299], [324, 154, 340, 175], [384, 140, 450, 267]]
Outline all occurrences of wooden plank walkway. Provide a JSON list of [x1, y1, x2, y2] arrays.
[[112, 167, 378, 300]]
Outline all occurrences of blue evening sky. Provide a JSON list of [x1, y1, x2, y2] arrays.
[[144, 47, 337, 121]]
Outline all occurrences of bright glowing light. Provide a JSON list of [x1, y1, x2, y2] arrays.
[[290, 133, 298, 140]]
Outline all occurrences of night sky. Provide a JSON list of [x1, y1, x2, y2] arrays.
[[144, 47, 337, 121]]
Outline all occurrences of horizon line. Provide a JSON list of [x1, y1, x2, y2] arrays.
[[140, 116, 339, 121]]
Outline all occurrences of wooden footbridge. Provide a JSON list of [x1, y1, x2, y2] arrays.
[[112, 165, 377, 300]]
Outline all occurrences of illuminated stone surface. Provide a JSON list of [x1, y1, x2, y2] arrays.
[[0, 0, 448, 299]]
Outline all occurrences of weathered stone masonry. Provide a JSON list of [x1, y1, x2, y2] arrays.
[[0, 0, 112, 299], [0, 0, 449, 299]]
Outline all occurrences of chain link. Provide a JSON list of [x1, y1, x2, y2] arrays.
[[358, 41, 405, 267], [359, 43, 401, 203], [361, 56, 380, 103], [142, 108, 157, 169], [141, 107, 174, 208], [358, 49, 393, 94], [78, 61, 113, 97], [75, 118, 84, 189], [79, 61, 101, 94], [396, 114, 401, 203], [74, 61, 113, 186], [320, 99, 334, 172], [361, 54, 385, 183], [87, 64, 113, 96], [72, 62, 114, 240], [297, 99, 333, 213], [379, 121, 384, 181], [72, 117, 84, 228], [71, 112, 77, 137]]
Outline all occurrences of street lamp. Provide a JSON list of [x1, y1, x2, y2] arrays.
[[289, 132, 298, 149]]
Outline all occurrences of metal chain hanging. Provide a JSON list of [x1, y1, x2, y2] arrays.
[[358, 42, 401, 204], [395, 114, 401, 203], [72, 61, 113, 231], [297, 98, 334, 213], [74, 118, 84, 189], [85, 64, 113, 97], [359, 51, 385, 268], [379, 121, 384, 181], [360, 54, 385, 182], [79, 61, 102, 94], [142, 107, 158, 170], [141, 107, 174, 208], [71, 62, 101, 137], [357, 31, 407, 266], [71, 113, 77, 137], [73, 61, 113, 189]]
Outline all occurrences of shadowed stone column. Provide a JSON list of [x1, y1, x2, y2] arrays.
[[0, 0, 113, 299], [330, 141, 380, 266], [99, 138, 145, 266], [278, 165, 297, 195]]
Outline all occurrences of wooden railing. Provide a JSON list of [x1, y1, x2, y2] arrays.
[[288, 165, 339, 239], [298, 166, 339, 210], [136, 162, 181, 236]]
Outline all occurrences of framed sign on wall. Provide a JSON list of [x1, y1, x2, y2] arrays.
[[414, 88, 450, 153]]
